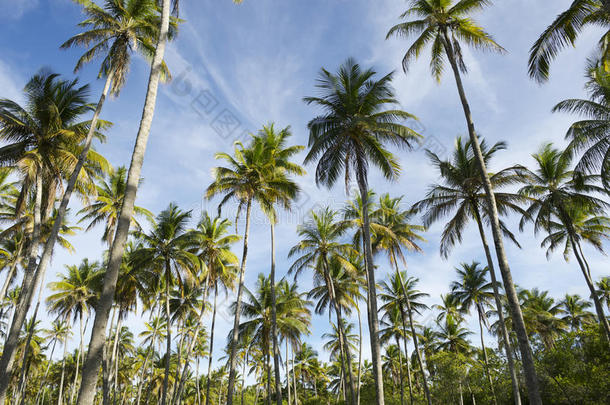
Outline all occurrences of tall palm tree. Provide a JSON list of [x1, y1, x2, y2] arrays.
[[529, 1, 610, 83], [131, 203, 199, 405], [252, 123, 304, 405], [597, 276, 610, 311], [135, 316, 167, 405], [413, 137, 525, 404], [519, 288, 567, 349], [0, 71, 105, 399], [519, 144, 610, 342], [559, 294, 596, 331], [78, 166, 153, 245], [379, 274, 430, 405], [387, 2, 543, 402], [450, 262, 497, 404], [75, 0, 184, 400], [206, 135, 282, 405], [303, 58, 421, 405], [379, 306, 411, 405], [46, 259, 103, 405], [35, 318, 71, 405], [553, 63, 610, 189], [289, 208, 358, 405]]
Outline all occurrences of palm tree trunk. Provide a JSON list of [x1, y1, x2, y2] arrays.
[[58, 334, 68, 405], [0, 173, 42, 403], [569, 232, 610, 342], [0, 244, 21, 305], [111, 317, 123, 405], [357, 180, 384, 405], [70, 312, 85, 405], [76, 1, 171, 402], [135, 342, 153, 405], [240, 348, 247, 405], [356, 303, 362, 405], [162, 260, 172, 405], [440, 29, 542, 405], [266, 345, 272, 405], [398, 309, 414, 405], [204, 286, 218, 405], [458, 381, 464, 405], [269, 222, 283, 405], [34, 335, 58, 405], [478, 308, 497, 404], [226, 197, 252, 405], [473, 206, 521, 405], [286, 341, 291, 405], [292, 346, 298, 405], [103, 307, 117, 405], [392, 260, 431, 405], [196, 357, 201, 405], [395, 336, 405, 405]]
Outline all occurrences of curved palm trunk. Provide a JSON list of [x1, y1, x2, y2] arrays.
[[204, 286, 218, 405], [357, 181, 384, 405], [473, 206, 521, 405], [0, 244, 21, 305], [226, 197, 252, 405], [356, 303, 362, 405], [398, 309, 414, 405], [161, 260, 172, 405], [392, 260, 431, 405], [569, 232, 610, 342], [76, 1, 171, 402], [440, 29, 542, 405], [477, 308, 498, 405], [0, 173, 42, 403], [269, 222, 283, 405]]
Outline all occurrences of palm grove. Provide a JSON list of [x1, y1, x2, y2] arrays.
[[0, 0, 608, 404]]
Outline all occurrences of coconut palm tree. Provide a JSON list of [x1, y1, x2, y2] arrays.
[[387, 2, 542, 401], [529, 1, 610, 83], [0, 71, 107, 399], [206, 135, 285, 405], [450, 262, 497, 404], [379, 273, 430, 405], [130, 203, 199, 405], [46, 259, 104, 405], [598, 276, 610, 311], [413, 136, 526, 404], [135, 316, 167, 405], [379, 307, 411, 405], [559, 294, 596, 331], [303, 58, 421, 405], [252, 123, 304, 405], [289, 207, 358, 405], [78, 166, 153, 245], [519, 288, 567, 349], [519, 143, 610, 342]]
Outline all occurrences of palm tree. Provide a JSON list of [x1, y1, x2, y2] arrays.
[[131, 203, 199, 405], [519, 144, 610, 342], [206, 135, 282, 405], [289, 208, 358, 405], [78, 166, 153, 245], [0, 71, 106, 399], [303, 58, 421, 405], [379, 274, 430, 405], [46, 259, 103, 405], [387, 2, 543, 402], [529, 1, 610, 82], [559, 294, 596, 331], [413, 136, 526, 404], [135, 316, 167, 405], [379, 307, 411, 405], [598, 276, 610, 311], [75, 0, 183, 400], [450, 262, 497, 404], [252, 123, 304, 405], [519, 288, 567, 349], [435, 316, 473, 405]]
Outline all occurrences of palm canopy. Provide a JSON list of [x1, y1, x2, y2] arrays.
[[450, 262, 494, 321], [379, 272, 430, 318], [78, 166, 153, 245], [62, 0, 179, 94], [518, 143, 609, 240], [553, 63, 610, 188], [0, 70, 110, 216], [303, 57, 421, 190], [529, 0, 610, 83], [386, 0, 505, 82], [559, 294, 595, 331], [413, 137, 526, 257]]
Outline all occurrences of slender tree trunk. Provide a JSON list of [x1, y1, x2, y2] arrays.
[[226, 197, 252, 405], [392, 261, 431, 405], [161, 260, 172, 405], [569, 232, 610, 342], [269, 222, 283, 405], [395, 336, 405, 405], [440, 29, 542, 405], [70, 312, 85, 405], [398, 308, 414, 405], [356, 303, 362, 405], [111, 317, 122, 405], [0, 173, 42, 403], [196, 357, 201, 405], [478, 308, 497, 405], [204, 287, 218, 405], [76, 1, 171, 402], [292, 346, 298, 405], [0, 244, 21, 305], [266, 345, 272, 405], [135, 307, 159, 405], [34, 335, 58, 405], [473, 206, 521, 405], [286, 341, 291, 405], [357, 181, 385, 405], [458, 382, 464, 405], [58, 335, 68, 405], [240, 349, 247, 405], [103, 307, 117, 405]]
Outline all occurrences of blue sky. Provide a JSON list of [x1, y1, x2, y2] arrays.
[[0, 0, 608, 371]]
